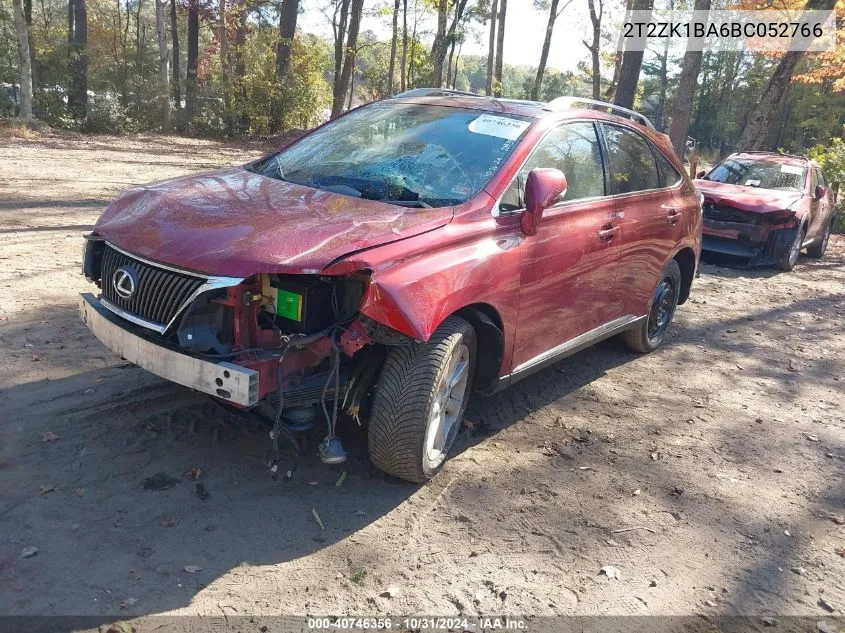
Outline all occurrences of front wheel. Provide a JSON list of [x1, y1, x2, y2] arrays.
[[622, 259, 681, 354], [367, 316, 476, 483], [778, 224, 805, 271], [806, 218, 832, 259]]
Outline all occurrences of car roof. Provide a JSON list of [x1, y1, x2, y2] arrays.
[[387, 89, 657, 132], [730, 151, 810, 167]]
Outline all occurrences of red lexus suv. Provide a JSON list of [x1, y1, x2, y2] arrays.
[[695, 151, 835, 270], [80, 89, 702, 482]]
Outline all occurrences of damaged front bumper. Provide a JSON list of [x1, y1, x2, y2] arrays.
[[702, 219, 799, 267], [79, 292, 260, 406]]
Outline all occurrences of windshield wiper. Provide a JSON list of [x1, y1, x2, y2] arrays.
[[380, 199, 432, 208]]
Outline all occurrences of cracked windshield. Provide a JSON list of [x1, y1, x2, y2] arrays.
[[254, 102, 532, 208]]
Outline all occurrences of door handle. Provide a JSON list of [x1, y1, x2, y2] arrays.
[[598, 224, 620, 241], [666, 208, 681, 224]]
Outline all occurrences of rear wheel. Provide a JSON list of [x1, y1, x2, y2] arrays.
[[806, 218, 832, 259], [367, 316, 476, 483], [778, 224, 805, 271], [622, 260, 681, 354]]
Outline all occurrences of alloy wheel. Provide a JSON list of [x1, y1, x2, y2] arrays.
[[424, 343, 470, 468], [647, 278, 676, 340]]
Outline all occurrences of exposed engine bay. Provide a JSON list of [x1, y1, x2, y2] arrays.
[[82, 236, 410, 479]]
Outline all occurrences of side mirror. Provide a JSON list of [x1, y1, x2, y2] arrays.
[[521, 168, 568, 236], [695, 170, 706, 179], [815, 184, 827, 199]]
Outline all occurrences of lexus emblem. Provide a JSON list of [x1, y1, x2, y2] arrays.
[[112, 266, 137, 300]]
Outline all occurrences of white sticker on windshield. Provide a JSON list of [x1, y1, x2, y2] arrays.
[[468, 114, 530, 141], [780, 164, 803, 175], [744, 179, 761, 187]]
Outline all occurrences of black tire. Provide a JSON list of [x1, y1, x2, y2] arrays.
[[622, 259, 681, 354], [367, 316, 476, 483], [778, 224, 806, 271], [806, 218, 833, 259]]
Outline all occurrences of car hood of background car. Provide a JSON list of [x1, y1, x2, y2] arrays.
[[93, 167, 454, 277], [694, 180, 803, 214]]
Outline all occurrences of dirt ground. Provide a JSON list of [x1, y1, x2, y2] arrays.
[[0, 133, 843, 626]]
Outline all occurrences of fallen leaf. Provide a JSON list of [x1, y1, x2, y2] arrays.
[[74, 488, 85, 497], [311, 507, 325, 530], [183, 565, 202, 574], [41, 432, 61, 443], [632, 489, 641, 496], [705, 600, 718, 607], [119, 597, 139, 609], [21, 546, 39, 558], [600, 565, 620, 580], [836, 547, 845, 557], [784, 530, 792, 537], [818, 597, 836, 613], [806, 434, 820, 442], [183, 466, 202, 480], [32, 354, 43, 362], [160, 517, 179, 528], [39, 484, 56, 495], [817, 620, 837, 633]]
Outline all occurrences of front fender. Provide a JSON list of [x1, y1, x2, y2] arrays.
[[324, 212, 525, 372]]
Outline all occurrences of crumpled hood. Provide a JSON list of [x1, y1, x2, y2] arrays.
[[94, 167, 453, 277], [694, 179, 803, 214]]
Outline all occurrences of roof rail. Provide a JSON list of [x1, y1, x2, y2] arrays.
[[393, 88, 480, 99], [731, 150, 808, 161], [545, 96, 655, 130]]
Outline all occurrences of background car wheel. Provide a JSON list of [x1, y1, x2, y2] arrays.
[[778, 224, 805, 271], [367, 316, 476, 483], [806, 218, 833, 259], [622, 259, 681, 354]]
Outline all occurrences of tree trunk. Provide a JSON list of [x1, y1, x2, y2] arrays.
[[485, 0, 497, 95], [400, 0, 407, 91], [170, 0, 181, 115], [13, 0, 33, 121], [185, 0, 199, 124], [584, 0, 601, 100], [69, 0, 87, 119], [613, 0, 652, 109], [493, 0, 506, 97], [218, 0, 230, 131], [532, 0, 559, 101], [332, 0, 351, 106], [451, 40, 462, 88], [233, 0, 247, 131], [737, 0, 836, 149], [276, 0, 298, 79], [604, 0, 633, 101], [155, 0, 171, 130], [388, 0, 399, 95], [135, 0, 143, 79], [330, 0, 363, 119], [23, 0, 36, 91], [431, 0, 447, 87]]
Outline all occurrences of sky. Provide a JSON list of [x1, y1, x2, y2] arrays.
[[297, 0, 630, 74]]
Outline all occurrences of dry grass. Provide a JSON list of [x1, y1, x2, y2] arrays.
[[0, 119, 46, 139]]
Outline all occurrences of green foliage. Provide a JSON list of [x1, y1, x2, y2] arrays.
[[807, 137, 845, 232]]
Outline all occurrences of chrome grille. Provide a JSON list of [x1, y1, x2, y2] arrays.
[[100, 245, 206, 330]]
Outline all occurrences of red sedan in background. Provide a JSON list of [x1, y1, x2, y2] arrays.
[[695, 151, 835, 271]]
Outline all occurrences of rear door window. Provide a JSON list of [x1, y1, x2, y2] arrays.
[[500, 121, 605, 212], [603, 124, 661, 194]]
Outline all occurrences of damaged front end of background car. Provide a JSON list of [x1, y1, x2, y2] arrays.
[[701, 202, 801, 267], [81, 234, 420, 479]]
